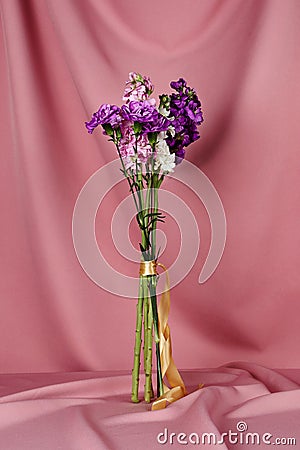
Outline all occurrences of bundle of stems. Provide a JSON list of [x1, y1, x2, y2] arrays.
[[115, 137, 165, 402]]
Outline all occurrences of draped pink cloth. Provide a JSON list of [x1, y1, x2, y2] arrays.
[[1, 0, 300, 447], [0, 364, 299, 449]]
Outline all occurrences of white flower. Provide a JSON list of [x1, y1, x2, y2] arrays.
[[154, 137, 175, 173], [168, 125, 176, 137], [157, 131, 167, 140], [158, 105, 170, 117]]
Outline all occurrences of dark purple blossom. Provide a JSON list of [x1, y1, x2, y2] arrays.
[[165, 79, 203, 162], [171, 95, 188, 110], [175, 148, 185, 164], [186, 100, 203, 124], [121, 101, 158, 123], [85, 104, 121, 134], [170, 78, 187, 91], [171, 115, 188, 133]]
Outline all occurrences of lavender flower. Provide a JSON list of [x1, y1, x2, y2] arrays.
[[121, 101, 158, 123], [85, 104, 122, 134], [85, 115, 101, 134], [142, 114, 171, 133]]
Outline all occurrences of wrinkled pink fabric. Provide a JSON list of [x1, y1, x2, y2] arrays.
[[0, 364, 299, 449], [1, 0, 299, 373]]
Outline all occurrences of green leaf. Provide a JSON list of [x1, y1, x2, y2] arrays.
[[102, 123, 114, 136], [147, 132, 157, 147], [133, 122, 142, 135], [115, 127, 122, 140], [136, 73, 144, 82]]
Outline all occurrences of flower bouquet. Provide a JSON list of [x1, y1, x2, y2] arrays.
[[85, 73, 203, 408]]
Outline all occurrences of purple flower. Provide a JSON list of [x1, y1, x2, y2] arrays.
[[170, 78, 187, 91], [121, 101, 158, 123], [171, 115, 188, 133], [171, 95, 188, 110], [166, 80, 203, 160], [85, 104, 122, 134], [85, 115, 100, 134], [185, 100, 203, 125], [175, 148, 185, 164], [142, 114, 171, 133], [96, 104, 122, 127]]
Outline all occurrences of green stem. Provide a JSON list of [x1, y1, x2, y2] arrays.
[[142, 179, 154, 401], [151, 175, 158, 259], [131, 164, 164, 401], [149, 174, 164, 396], [115, 142, 139, 213], [131, 277, 144, 403], [144, 288, 153, 402], [149, 276, 164, 397], [144, 178, 152, 260], [143, 276, 148, 373]]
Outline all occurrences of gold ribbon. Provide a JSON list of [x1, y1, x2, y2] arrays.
[[139, 260, 157, 277], [139, 260, 187, 410]]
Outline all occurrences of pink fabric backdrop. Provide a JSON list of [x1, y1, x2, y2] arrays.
[[1, 0, 300, 376]]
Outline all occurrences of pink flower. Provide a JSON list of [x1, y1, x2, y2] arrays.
[[123, 72, 154, 103], [119, 121, 152, 169], [136, 134, 152, 163]]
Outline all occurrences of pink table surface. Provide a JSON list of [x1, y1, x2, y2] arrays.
[[0, 362, 299, 449], [1, 0, 300, 377]]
